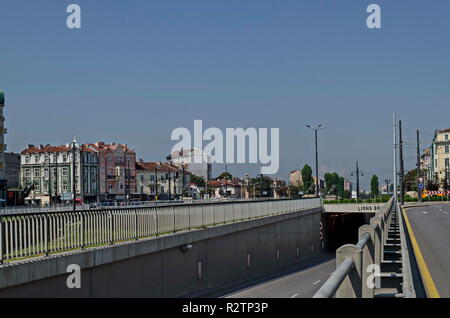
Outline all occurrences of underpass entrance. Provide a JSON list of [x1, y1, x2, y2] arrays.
[[322, 213, 375, 251]]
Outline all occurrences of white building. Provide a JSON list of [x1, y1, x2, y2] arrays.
[[167, 148, 212, 181], [20, 139, 99, 206]]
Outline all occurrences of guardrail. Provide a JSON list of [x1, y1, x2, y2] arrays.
[[0, 198, 277, 215], [314, 197, 395, 298], [0, 198, 321, 264]]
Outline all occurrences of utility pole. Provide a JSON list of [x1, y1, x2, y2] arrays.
[[260, 173, 264, 198], [393, 114, 398, 204], [399, 120, 405, 205], [417, 130, 422, 202], [351, 161, 363, 200], [356, 161, 360, 200], [72, 138, 77, 211], [225, 163, 228, 198], [307, 124, 324, 197], [47, 153, 52, 206]]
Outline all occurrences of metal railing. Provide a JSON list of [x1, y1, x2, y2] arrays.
[[0, 198, 321, 264], [0, 198, 276, 215], [314, 197, 395, 298]]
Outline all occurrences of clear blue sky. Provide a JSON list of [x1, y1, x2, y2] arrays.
[[1, 0, 450, 189]]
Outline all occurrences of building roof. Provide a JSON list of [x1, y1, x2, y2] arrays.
[[437, 128, 450, 134], [136, 161, 192, 174], [21, 144, 96, 154], [208, 179, 240, 188], [86, 142, 136, 154]]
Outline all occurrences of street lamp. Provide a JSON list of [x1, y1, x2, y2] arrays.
[[307, 124, 325, 197]]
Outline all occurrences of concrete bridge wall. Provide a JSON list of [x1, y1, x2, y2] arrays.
[[0, 207, 322, 298]]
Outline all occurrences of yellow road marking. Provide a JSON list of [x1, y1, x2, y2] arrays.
[[402, 207, 441, 298]]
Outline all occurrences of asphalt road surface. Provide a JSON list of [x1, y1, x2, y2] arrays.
[[224, 253, 335, 298], [405, 204, 450, 297]]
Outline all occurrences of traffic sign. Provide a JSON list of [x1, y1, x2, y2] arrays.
[[419, 183, 424, 190]]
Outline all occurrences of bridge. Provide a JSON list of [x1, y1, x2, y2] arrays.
[[0, 198, 446, 298]]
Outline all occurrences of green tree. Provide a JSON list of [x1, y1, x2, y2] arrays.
[[338, 176, 345, 199], [217, 172, 232, 180], [371, 175, 380, 197], [324, 172, 340, 195], [301, 164, 313, 194], [191, 174, 206, 187]]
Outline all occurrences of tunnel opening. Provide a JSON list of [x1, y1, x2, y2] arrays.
[[322, 213, 375, 251]]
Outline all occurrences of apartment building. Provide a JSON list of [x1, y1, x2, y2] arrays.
[[431, 129, 450, 188], [135, 161, 190, 200], [86, 142, 136, 201], [20, 140, 99, 205]]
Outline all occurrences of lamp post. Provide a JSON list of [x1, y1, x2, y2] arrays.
[[351, 161, 364, 202], [155, 163, 160, 200], [307, 124, 324, 197]]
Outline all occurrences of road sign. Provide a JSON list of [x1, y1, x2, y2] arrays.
[[419, 183, 424, 190]]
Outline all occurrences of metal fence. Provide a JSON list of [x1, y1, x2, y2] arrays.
[[0, 198, 320, 264], [313, 197, 395, 298]]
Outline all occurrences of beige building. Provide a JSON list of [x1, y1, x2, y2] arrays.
[[135, 161, 191, 200], [431, 129, 450, 188], [289, 170, 302, 187]]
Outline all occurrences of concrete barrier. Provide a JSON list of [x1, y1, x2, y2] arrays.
[[0, 207, 322, 298]]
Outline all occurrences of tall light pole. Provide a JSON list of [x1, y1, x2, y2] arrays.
[[307, 124, 324, 197], [393, 114, 398, 204], [351, 161, 364, 200]]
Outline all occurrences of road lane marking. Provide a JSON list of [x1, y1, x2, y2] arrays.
[[313, 280, 321, 285], [403, 208, 441, 298], [290, 294, 299, 298], [422, 211, 428, 215]]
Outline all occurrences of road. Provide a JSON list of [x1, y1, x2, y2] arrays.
[[404, 204, 450, 297], [224, 253, 335, 298]]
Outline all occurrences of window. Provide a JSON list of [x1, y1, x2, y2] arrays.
[[63, 181, 68, 192], [140, 175, 144, 182], [446, 158, 450, 168], [150, 175, 155, 182], [34, 155, 39, 163], [140, 186, 144, 194], [34, 180, 40, 192], [446, 135, 449, 141], [62, 167, 68, 176], [446, 146, 449, 154], [34, 168, 41, 177], [25, 156, 30, 164], [25, 168, 31, 177], [63, 154, 67, 162]]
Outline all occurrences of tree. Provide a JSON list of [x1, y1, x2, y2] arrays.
[[191, 174, 206, 188], [217, 172, 232, 180], [301, 164, 313, 194], [370, 175, 380, 197], [404, 169, 418, 191], [338, 176, 345, 199], [324, 172, 340, 196]]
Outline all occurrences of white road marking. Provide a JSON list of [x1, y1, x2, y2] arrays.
[[422, 211, 428, 215], [290, 294, 299, 298], [313, 280, 321, 285]]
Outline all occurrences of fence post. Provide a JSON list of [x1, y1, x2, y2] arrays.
[[45, 214, 49, 257], [358, 225, 376, 298], [134, 210, 138, 241], [80, 212, 85, 250], [108, 210, 113, 245], [155, 208, 159, 237], [336, 244, 363, 298], [0, 215, 3, 264], [370, 217, 382, 266]]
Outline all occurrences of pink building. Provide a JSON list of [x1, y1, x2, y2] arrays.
[[87, 142, 136, 201]]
